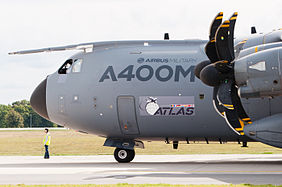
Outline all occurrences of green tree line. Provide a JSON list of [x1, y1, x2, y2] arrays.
[[0, 100, 57, 128]]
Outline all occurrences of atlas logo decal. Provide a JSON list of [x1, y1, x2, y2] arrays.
[[139, 96, 195, 116], [99, 65, 195, 82], [153, 106, 194, 116]]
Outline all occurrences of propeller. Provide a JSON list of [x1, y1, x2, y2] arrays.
[[195, 12, 252, 135]]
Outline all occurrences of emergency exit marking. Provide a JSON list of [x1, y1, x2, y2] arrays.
[[124, 124, 128, 129]]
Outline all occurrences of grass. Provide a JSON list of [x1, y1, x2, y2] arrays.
[[0, 184, 280, 187], [0, 184, 281, 187], [0, 130, 282, 156]]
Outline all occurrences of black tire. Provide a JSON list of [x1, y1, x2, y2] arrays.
[[114, 148, 135, 163]]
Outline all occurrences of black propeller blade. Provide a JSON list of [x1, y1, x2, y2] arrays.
[[205, 12, 223, 63], [209, 12, 224, 40], [228, 12, 238, 60], [224, 110, 245, 135], [231, 85, 252, 125], [217, 80, 234, 110], [215, 12, 237, 63], [212, 87, 225, 117]]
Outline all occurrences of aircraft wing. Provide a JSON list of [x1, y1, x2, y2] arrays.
[[8, 43, 94, 55]]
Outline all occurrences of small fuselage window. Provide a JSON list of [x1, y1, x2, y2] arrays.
[[58, 58, 83, 74]]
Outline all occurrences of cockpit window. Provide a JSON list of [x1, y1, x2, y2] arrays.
[[58, 59, 73, 74], [58, 58, 83, 74], [72, 59, 83, 73]]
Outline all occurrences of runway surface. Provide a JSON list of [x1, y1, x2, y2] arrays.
[[0, 154, 282, 185]]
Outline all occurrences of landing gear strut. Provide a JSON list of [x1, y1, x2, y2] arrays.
[[114, 148, 135, 163], [242, 141, 248, 147]]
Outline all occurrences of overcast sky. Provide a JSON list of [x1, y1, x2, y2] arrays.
[[0, 0, 281, 104]]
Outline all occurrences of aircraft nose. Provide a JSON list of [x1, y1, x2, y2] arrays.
[[30, 78, 49, 120]]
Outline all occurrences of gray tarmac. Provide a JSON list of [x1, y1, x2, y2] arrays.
[[0, 154, 282, 185]]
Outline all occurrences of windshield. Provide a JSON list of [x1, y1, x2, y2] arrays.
[[72, 59, 83, 73], [58, 59, 73, 74], [58, 58, 83, 74]]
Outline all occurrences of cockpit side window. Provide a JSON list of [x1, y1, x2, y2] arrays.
[[72, 59, 83, 73], [58, 59, 73, 74]]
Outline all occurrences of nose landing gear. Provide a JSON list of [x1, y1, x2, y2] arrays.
[[104, 138, 144, 163], [114, 148, 135, 163]]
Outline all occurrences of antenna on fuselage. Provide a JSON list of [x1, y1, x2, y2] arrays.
[[164, 33, 169, 40], [251, 26, 257, 34]]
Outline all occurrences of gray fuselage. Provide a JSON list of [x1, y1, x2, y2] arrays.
[[44, 40, 282, 142]]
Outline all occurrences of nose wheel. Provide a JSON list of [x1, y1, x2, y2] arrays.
[[114, 148, 135, 163]]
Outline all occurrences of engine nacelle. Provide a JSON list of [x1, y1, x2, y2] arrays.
[[238, 30, 282, 49], [235, 47, 282, 98], [244, 113, 282, 148]]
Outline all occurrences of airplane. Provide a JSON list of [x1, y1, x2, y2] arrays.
[[9, 12, 282, 163]]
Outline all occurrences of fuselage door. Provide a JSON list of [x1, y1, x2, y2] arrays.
[[117, 96, 140, 135]]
